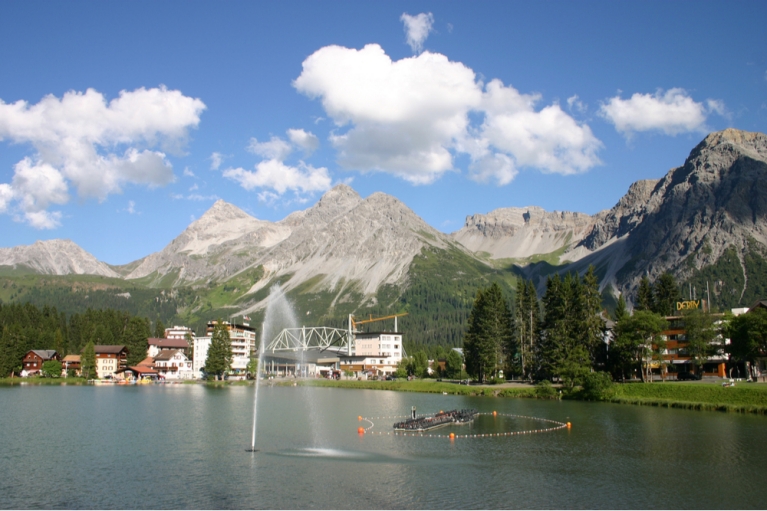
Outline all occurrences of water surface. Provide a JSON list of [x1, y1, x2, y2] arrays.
[[1, 384, 764, 509]]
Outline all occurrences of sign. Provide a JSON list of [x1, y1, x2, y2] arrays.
[[676, 300, 701, 311]]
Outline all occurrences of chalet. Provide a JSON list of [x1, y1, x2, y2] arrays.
[[153, 349, 194, 380], [147, 338, 190, 358], [62, 355, 81, 376], [93, 345, 128, 379], [21, 350, 60, 376]]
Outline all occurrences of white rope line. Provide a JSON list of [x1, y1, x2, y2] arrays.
[[358, 412, 569, 439]]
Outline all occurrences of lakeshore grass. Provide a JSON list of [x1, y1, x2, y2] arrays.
[[0, 376, 89, 385], [608, 381, 767, 414]]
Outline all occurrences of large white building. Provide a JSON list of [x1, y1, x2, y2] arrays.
[[348, 331, 403, 376], [193, 321, 257, 378]]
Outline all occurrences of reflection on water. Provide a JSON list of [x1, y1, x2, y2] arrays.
[[0, 384, 765, 509]]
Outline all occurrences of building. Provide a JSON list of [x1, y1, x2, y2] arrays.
[[62, 355, 81, 376], [21, 350, 59, 376], [348, 331, 403, 376], [147, 337, 190, 358], [164, 325, 194, 340], [192, 336, 211, 379], [204, 321, 257, 375], [153, 349, 194, 380], [93, 345, 128, 379]]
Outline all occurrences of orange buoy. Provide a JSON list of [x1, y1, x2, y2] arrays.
[[493, 411, 497, 417], [449, 432, 455, 440], [357, 427, 365, 435], [567, 422, 572, 429], [358, 416, 362, 421]]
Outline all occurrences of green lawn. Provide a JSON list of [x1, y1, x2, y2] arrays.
[[610, 381, 767, 413]]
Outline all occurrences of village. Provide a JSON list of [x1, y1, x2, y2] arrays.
[[18, 320, 408, 382]]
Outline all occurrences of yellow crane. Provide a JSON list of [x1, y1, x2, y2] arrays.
[[350, 313, 408, 332]]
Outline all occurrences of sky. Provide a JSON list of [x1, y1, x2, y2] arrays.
[[0, 0, 766, 265]]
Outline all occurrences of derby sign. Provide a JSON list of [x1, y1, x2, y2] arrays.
[[676, 300, 701, 311]]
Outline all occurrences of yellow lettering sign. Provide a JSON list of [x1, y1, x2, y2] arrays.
[[676, 300, 701, 310]]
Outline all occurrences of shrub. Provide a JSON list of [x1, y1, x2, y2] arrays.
[[535, 380, 558, 399], [488, 376, 505, 385], [581, 371, 615, 400]]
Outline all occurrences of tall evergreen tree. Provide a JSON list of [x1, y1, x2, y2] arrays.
[[81, 341, 97, 379], [580, 266, 605, 367], [154, 319, 166, 339], [123, 317, 151, 366], [205, 321, 233, 380], [463, 283, 512, 382], [653, 273, 681, 316], [636, 276, 655, 312], [514, 279, 539, 381]]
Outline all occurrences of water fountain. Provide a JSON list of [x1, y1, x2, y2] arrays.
[[249, 284, 300, 452]]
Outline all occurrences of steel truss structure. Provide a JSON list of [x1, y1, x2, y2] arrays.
[[263, 326, 352, 354]]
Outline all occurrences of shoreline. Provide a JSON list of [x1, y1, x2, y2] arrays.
[[3, 377, 766, 415]]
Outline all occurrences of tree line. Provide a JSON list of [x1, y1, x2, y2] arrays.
[[462, 268, 766, 387], [0, 302, 157, 377]]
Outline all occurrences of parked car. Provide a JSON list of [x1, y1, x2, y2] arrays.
[[677, 371, 702, 381]]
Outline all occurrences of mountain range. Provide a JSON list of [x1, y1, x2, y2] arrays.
[[2, 128, 767, 333]]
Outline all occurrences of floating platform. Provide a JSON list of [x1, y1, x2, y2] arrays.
[[393, 409, 478, 432]]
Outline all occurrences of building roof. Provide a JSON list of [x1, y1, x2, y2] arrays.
[[62, 355, 81, 363], [154, 350, 185, 362], [29, 350, 58, 360], [147, 338, 189, 349], [93, 345, 127, 354], [137, 357, 154, 367], [355, 331, 402, 338]]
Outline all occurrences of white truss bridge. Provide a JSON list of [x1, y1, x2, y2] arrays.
[[262, 326, 352, 355]]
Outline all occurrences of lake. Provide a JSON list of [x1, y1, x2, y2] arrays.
[[1, 384, 765, 509]]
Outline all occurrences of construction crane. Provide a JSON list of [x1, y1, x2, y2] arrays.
[[350, 313, 408, 332]]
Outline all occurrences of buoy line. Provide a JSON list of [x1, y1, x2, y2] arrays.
[[357, 412, 571, 439]]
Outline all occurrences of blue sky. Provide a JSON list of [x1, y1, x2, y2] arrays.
[[1, 0, 765, 265]]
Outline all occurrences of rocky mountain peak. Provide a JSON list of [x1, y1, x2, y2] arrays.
[[0, 239, 118, 277]]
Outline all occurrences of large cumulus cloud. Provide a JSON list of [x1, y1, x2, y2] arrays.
[[0, 86, 205, 228], [294, 44, 602, 186]]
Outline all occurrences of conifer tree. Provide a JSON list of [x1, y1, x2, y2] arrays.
[[82, 341, 97, 379], [636, 276, 655, 312], [154, 319, 166, 339], [123, 317, 151, 366], [653, 273, 681, 316], [464, 283, 512, 382], [205, 321, 233, 380]]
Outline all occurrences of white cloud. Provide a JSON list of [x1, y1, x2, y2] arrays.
[[479, 80, 602, 176], [599, 88, 724, 136], [210, 152, 223, 170], [294, 44, 601, 186], [223, 159, 331, 197], [287, 128, 319, 155], [401, 12, 434, 53], [183, 166, 195, 177], [0, 86, 205, 228], [567, 94, 587, 114], [24, 210, 62, 230], [469, 153, 518, 186], [127, 200, 136, 214], [295, 44, 481, 184], [248, 136, 292, 160]]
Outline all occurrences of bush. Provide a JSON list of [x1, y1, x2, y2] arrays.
[[488, 376, 505, 385], [581, 371, 615, 400], [535, 380, 559, 399]]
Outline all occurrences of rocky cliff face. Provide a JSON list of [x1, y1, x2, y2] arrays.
[[613, 129, 767, 292], [452, 206, 595, 259], [0, 239, 118, 277], [451, 129, 767, 301]]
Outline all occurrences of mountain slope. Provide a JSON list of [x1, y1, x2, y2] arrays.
[[0, 239, 118, 277]]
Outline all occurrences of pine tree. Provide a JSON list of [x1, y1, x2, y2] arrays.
[[205, 321, 232, 380], [580, 266, 605, 367], [154, 319, 166, 339], [613, 294, 629, 322], [82, 341, 97, 379], [637, 276, 655, 312], [464, 283, 512, 382], [123, 317, 151, 367], [653, 273, 681, 316]]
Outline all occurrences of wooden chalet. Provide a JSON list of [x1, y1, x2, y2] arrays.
[[21, 350, 60, 376]]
